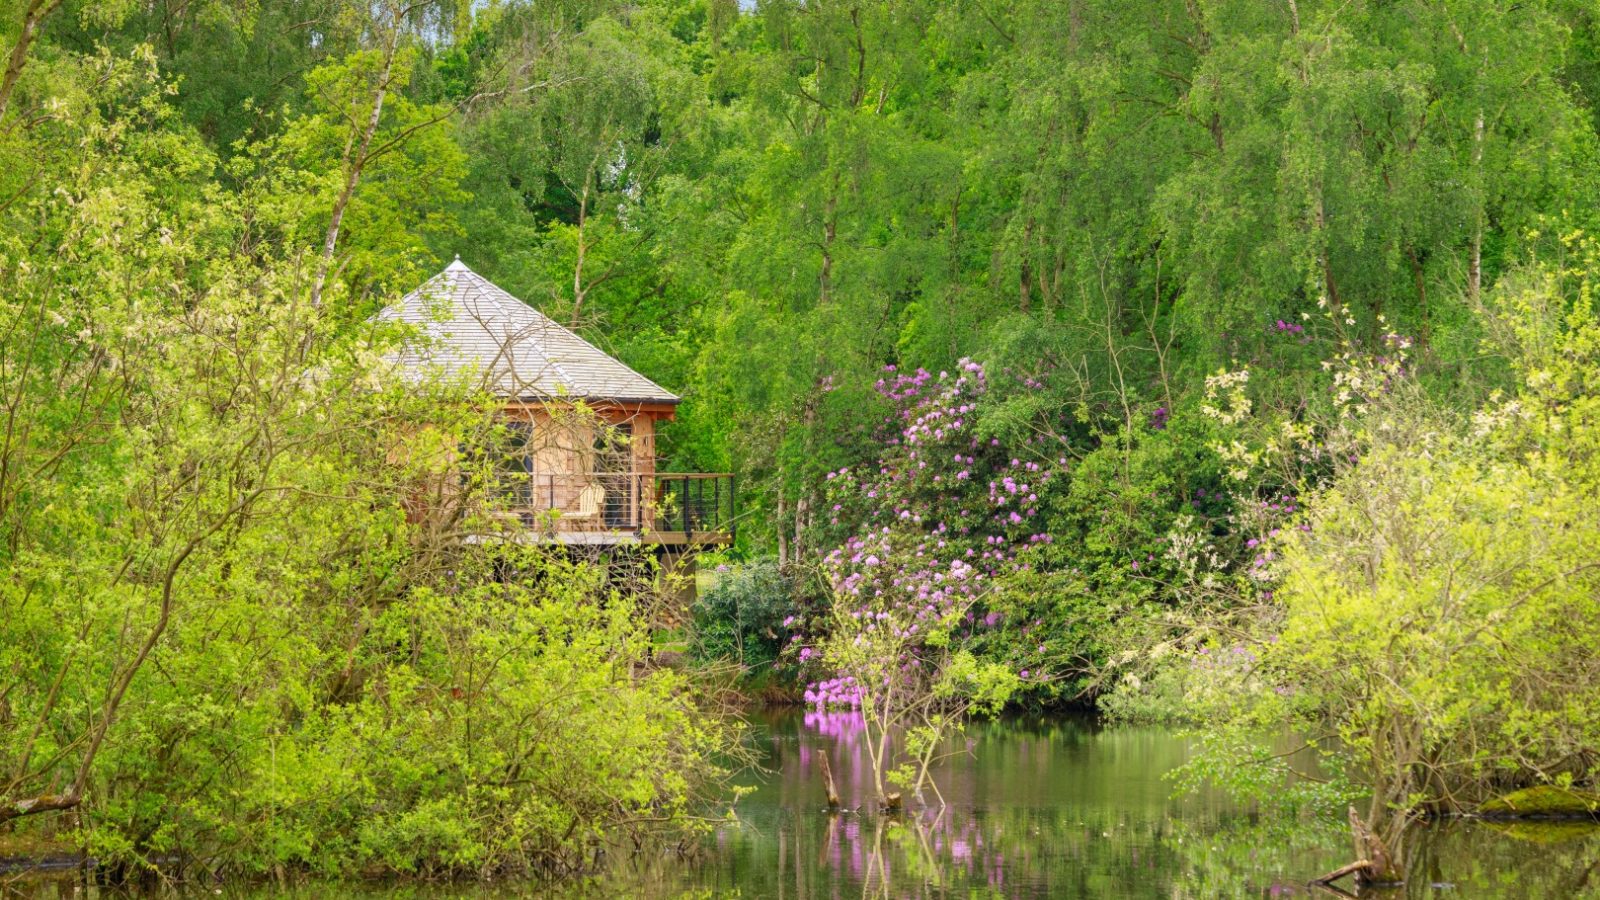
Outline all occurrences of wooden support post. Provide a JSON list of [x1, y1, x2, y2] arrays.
[[820, 750, 841, 810]]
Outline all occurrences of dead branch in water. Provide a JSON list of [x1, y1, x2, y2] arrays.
[[819, 750, 840, 809]]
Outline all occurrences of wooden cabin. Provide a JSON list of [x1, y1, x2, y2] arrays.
[[378, 258, 735, 557]]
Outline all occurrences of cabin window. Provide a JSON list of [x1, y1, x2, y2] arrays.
[[595, 422, 633, 528], [493, 420, 535, 505]]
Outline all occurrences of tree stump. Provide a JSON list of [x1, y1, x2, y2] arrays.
[[1311, 806, 1404, 887], [819, 750, 840, 809]]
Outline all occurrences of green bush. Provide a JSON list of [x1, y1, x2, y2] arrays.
[[0, 122, 737, 876], [1178, 240, 1600, 857], [49, 543, 738, 880], [1046, 412, 1239, 607], [690, 558, 814, 670]]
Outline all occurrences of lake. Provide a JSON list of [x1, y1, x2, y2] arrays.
[[604, 707, 1600, 898], [6, 709, 1597, 898]]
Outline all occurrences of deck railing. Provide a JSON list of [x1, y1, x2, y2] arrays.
[[652, 473, 737, 537], [504, 471, 736, 539]]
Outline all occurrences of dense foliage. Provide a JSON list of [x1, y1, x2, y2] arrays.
[[1167, 237, 1600, 868], [0, 0, 736, 881], [689, 557, 811, 670], [7, 0, 1600, 880]]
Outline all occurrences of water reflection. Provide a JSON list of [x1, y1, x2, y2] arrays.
[[632, 709, 1600, 899]]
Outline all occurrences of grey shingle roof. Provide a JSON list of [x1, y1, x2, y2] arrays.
[[377, 258, 680, 404]]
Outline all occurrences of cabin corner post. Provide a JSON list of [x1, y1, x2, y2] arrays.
[[681, 475, 691, 536]]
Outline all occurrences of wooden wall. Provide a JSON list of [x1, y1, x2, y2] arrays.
[[502, 400, 674, 529]]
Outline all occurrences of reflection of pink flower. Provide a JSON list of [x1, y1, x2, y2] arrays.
[[803, 710, 867, 742]]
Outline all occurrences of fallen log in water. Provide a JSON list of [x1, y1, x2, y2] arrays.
[[1310, 859, 1372, 886]]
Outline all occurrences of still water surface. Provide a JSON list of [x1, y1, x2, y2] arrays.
[[608, 708, 1600, 898], [9, 709, 1598, 898]]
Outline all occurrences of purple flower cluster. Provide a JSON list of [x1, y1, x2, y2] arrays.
[[800, 359, 1062, 703], [1244, 493, 1301, 581], [1189, 643, 1259, 671]]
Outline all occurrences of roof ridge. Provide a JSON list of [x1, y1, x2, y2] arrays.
[[382, 259, 680, 404], [453, 268, 582, 397], [461, 266, 676, 402], [387, 267, 454, 316]]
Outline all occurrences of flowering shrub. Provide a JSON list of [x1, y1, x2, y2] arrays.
[[1085, 311, 1427, 720], [795, 361, 1063, 698], [776, 327, 1425, 731], [788, 360, 1064, 805], [789, 356, 1302, 720]]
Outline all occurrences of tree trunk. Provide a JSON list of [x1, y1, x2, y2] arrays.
[[793, 493, 807, 563], [1407, 244, 1429, 347], [1019, 218, 1034, 313], [310, 22, 401, 313], [1468, 108, 1484, 308], [776, 491, 788, 566], [1314, 193, 1342, 316], [0, 0, 61, 123], [1350, 805, 1402, 884], [1313, 806, 1404, 887], [570, 177, 591, 326], [820, 186, 837, 307]]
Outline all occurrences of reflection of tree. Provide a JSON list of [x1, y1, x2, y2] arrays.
[[1162, 816, 1349, 898], [706, 785, 1213, 897], [673, 712, 1600, 899], [1167, 816, 1600, 899]]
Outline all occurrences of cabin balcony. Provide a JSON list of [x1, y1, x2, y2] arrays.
[[501, 472, 736, 547]]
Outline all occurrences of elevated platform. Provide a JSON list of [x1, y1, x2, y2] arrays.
[[473, 472, 736, 549]]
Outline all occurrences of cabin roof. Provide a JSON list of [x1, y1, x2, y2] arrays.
[[377, 258, 680, 405]]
